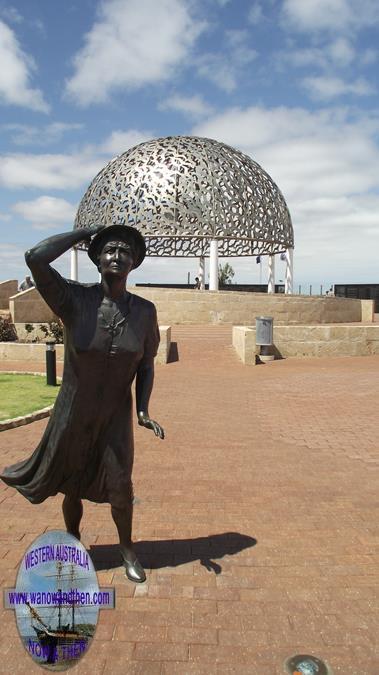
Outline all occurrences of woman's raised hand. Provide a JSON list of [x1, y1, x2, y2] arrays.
[[81, 224, 106, 242]]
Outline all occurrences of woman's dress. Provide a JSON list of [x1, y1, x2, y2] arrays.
[[0, 267, 160, 508]]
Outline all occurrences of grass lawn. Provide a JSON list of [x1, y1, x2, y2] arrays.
[[0, 373, 60, 421]]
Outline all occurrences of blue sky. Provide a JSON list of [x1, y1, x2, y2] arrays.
[[0, 0, 378, 290]]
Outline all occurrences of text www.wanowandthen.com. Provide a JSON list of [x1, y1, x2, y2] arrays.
[[7, 589, 111, 607]]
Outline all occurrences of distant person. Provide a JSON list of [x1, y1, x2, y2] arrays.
[[194, 276, 201, 290], [19, 275, 34, 291]]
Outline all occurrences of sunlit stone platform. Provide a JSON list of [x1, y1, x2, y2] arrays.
[[233, 322, 379, 362]]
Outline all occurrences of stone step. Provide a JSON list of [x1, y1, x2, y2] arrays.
[[171, 325, 233, 346]]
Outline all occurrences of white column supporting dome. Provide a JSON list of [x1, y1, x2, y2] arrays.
[[198, 255, 205, 290], [209, 240, 219, 291], [70, 248, 78, 281], [285, 248, 294, 295], [268, 254, 275, 294]]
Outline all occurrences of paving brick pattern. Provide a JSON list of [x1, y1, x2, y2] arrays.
[[0, 325, 378, 674]]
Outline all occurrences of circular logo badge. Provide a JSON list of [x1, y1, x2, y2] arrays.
[[285, 654, 332, 675], [13, 530, 100, 670]]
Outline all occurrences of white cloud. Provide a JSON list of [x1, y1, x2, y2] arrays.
[[361, 48, 378, 65], [65, 0, 205, 106], [225, 29, 257, 65], [192, 105, 379, 281], [0, 243, 26, 274], [196, 30, 257, 92], [0, 20, 49, 112], [0, 7, 45, 34], [279, 46, 327, 69], [194, 105, 379, 200], [278, 37, 357, 71], [0, 152, 104, 189], [248, 2, 263, 25], [282, 0, 379, 34], [302, 75, 375, 100], [159, 94, 213, 120], [196, 53, 237, 92], [3, 122, 83, 146], [12, 196, 77, 229], [31, 18, 45, 36], [0, 128, 156, 189], [328, 37, 355, 66], [0, 6, 23, 23], [100, 129, 154, 156]]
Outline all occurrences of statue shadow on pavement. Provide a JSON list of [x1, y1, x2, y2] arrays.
[[90, 532, 257, 574]]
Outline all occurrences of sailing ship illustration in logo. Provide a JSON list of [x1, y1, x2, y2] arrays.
[[13, 531, 100, 670]]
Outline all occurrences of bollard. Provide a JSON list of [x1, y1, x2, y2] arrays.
[[46, 340, 57, 386]]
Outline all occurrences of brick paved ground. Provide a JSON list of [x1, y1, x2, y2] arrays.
[[0, 325, 378, 674]]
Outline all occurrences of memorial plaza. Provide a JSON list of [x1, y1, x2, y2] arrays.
[[0, 137, 378, 674], [0, 321, 378, 674]]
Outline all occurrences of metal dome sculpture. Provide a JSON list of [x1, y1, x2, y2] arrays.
[[75, 136, 293, 258]]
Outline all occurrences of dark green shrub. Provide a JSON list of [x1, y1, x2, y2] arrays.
[[48, 319, 64, 344], [0, 316, 17, 341], [40, 319, 64, 344]]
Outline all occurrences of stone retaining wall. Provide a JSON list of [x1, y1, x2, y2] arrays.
[[0, 342, 65, 362], [9, 286, 55, 323], [0, 280, 18, 310], [131, 288, 367, 325], [0, 326, 171, 365], [7, 285, 371, 326], [233, 324, 379, 363]]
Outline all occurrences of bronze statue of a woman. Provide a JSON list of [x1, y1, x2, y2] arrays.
[[1, 224, 164, 583]]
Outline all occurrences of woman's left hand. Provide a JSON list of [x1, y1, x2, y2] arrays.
[[138, 412, 165, 439]]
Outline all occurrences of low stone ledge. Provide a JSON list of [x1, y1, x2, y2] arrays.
[[361, 299, 374, 323], [0, 405, 53, 431], [233, 324, 379, 364], [0, 325, 171, 364], [0, 342, 65, 361]]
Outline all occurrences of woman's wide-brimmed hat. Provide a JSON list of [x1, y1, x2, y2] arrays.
[[88, 224, 146, 269]]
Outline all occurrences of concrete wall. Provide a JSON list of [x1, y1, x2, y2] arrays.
[[233, 324, 379, 363], [361, 299, 374, 323], [8, 284, 371, 326], [0, 280, 18, 310], [158, 326, 171, 364], [0, 342, 65, 362], [0, 326, 171, 365], [9, 287, 56, 323], [130, 287, 366, 325]]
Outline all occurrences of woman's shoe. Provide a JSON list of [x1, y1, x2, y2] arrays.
[[123, 556, 146, 583]]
